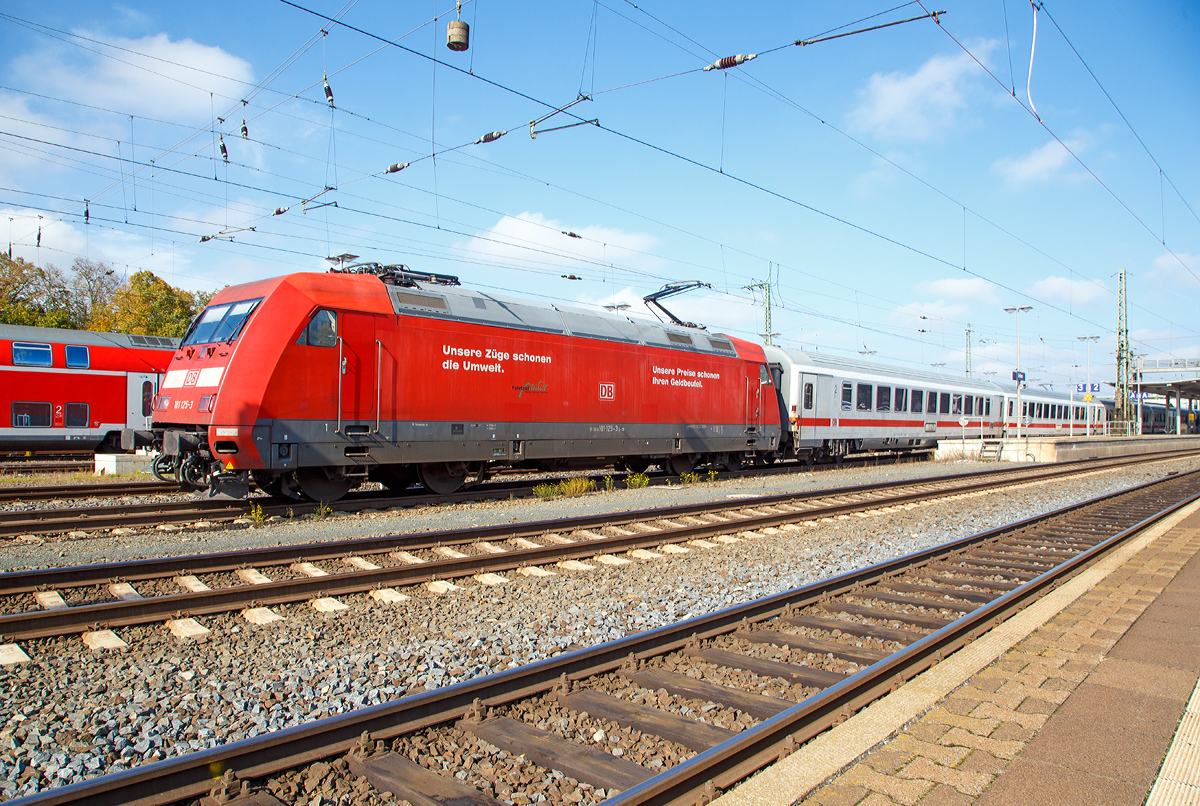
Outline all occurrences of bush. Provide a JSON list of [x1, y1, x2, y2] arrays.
[[626, 472, 650, 489], [558, 477, 596, 498], [533, 483, 558, 499]]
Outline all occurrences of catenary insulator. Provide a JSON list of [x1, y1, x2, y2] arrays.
[[323, 74, 335, 107], [475, 130, 507, 145], [447, 19, 470, 51], [273, 206, 290, 216], [219, 135, 229, 162], [703, 53, 757, 71], [241, 119, 249, 139], [385, 162, 410, 174]]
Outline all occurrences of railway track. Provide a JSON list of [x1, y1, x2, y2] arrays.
[[0, 460, 92, 476], [0, 449, 1195, 539], [0, 450, 1192, 639], [0, 450, 927, 517], [11, 460, 1199, 806]]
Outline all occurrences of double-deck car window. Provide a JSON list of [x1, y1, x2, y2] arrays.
[[296, 310, 338, 347], [11, 342, 52, 367]]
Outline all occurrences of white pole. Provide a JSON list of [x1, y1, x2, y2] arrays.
[[1016, 311, 1022, 442]]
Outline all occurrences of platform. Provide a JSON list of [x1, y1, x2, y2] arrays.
[[935, 433, 1200, 463], [93, 452, 156, 476], [712, 499, 1200, 806]]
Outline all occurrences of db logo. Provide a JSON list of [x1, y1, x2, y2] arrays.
[[183, 370, 200, 386], [598, 382, 615, 401]]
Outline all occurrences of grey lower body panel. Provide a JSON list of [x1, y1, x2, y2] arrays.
[[254, 418, 778, 471]]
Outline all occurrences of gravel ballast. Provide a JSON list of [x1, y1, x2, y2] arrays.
[[0, 455, 1193, 801]]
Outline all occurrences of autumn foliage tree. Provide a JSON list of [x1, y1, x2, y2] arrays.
[[0, 255, 214, 336]]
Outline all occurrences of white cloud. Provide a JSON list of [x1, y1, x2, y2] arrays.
[[847, 45, 994, 140], [13, 32, 253, 123], [914, 276, 998, 304], [992, 139, 1083, 186], [451, 212, 664, 277], [1026, 275, 1108, 306], [1148, 252, 1200, 287]]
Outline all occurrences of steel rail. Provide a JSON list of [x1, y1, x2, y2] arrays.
[[11, 470, 1199, 806], [0, 481, 180, 503], [0, 450, 1186, 600]]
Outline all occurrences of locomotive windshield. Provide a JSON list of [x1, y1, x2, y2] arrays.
[[181, 298, 262, 347]]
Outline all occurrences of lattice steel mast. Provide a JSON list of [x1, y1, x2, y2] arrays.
[[1116, 268, 1132, 427]]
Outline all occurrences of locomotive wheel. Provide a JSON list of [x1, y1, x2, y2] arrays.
[[371, 464, 418, 491], [719, 452, 743, 472], [251, 470, 285, 498], [419, 462, 469, 495], [622, 457, 650, 474], [296, 466, 353, 503], [667, 454, 696, 476]]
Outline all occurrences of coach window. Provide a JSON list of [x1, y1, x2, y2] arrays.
[[841, 382, 852, 411], [895, 388, 908, 412], [911, 390, 923, 413], [1008, 400, 1013, 416], [951, 394, 962, 415], [928, 392, 939, 414], [64, 345, 89, 369], [1036, 403, 1043, 419], [985, 398, 992, 416], [803, 383, 813, 410], [876, 386, 891, 412], [297, 310, 338, 347], [856, 383, 872, 411], [11, 342, 52, 367], [65, 403, 89, 428], [964, 396, 974, 416], [12, 402, 51, 427], [142, 381, 154, 417], [939, 393, 951, 414]]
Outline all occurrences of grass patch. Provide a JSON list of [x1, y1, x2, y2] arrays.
[[626, 472, 650, 489]]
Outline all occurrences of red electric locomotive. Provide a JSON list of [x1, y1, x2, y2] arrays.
[[144, 265, 782, 500], [0, 324, 178, 453]]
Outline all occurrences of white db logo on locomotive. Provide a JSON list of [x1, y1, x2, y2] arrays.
[[183, 370, 200, 386], [598, 382, 615, 400]]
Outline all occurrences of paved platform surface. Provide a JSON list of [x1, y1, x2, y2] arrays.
[[714, 501, 1200, 806]]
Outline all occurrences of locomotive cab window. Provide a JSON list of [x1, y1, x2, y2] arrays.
[[11, 342, 52, 367], [64, 345, 89, 368], [182, 297, 262, 346], [296, 310, 338, 347], [12, 402, 50, 427], [803, 383, 814, 410], [841, 382, 852, 411], [65, 403, 88, 428], [912, 390, 923, 413], [876, 386, 891, 412], [759, 365, 770, 385], [856, 383, 872, 411]]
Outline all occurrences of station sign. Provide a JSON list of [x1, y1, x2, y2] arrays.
[[1012, 370, 1025, 382]]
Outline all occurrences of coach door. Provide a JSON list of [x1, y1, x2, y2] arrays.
[[339, 312, 376, 418], [127, 374, 156, 429], [799, 373, 818, 441]]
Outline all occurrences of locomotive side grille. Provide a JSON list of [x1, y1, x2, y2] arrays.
[[708, 338, 734, 352], [391, 290, 449, 311], [667, 333, 694, 345]]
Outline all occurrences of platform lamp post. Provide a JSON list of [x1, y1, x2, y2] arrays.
[[603, 303, 631, 313], [1004, 306, 1032, 441], [1077, 335, 1099, 436]]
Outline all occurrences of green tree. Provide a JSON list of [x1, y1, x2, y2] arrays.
[[0, 255, 74, 328], [96, 270, 205, 337], [69, 258, 122, 329]]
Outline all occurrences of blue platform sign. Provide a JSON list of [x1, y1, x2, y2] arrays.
[[1090, 383, 1100, 393], [1012, 370, 1026, 382], [1076, 383, 1086, 393]]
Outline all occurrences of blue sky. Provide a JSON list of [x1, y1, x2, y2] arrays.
[[1, 1, 1197, 393]]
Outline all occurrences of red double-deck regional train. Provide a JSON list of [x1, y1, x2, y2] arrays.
[[1, 324, 178, 453], [144, 266, 783, 500]]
